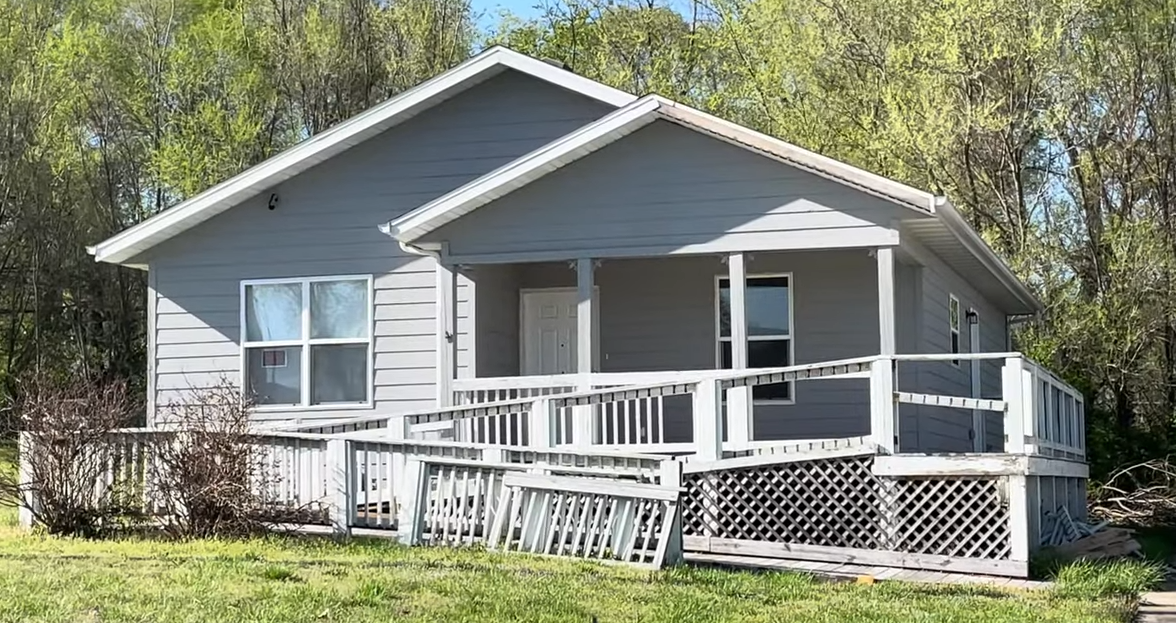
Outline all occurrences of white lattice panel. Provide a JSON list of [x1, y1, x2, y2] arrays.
[[682, 454, 1013, 563], [887, 477, 1011, 559], [684, 455, 883, 549]]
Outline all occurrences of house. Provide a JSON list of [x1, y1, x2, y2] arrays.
[[85, 46, 1090, 578], [91, 46, 1044, 455]]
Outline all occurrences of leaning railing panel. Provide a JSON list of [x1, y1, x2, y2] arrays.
[[486, 471, 682, 568]]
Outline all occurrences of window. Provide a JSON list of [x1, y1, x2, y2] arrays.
[[717, 274, 794, 401], [949, 294, 961, 366], [242, 276, 372, 408]]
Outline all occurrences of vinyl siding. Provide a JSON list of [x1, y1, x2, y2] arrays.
[[144, 71, 612, 422], [483, 251, 883, 440], [421, 120, 905, 260], [471, 263, 521, 377], [913, 244, 1010, 452]]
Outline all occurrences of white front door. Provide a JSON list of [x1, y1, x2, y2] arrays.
[[521, 289, 579, 375]]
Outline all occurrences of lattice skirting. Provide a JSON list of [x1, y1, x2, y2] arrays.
[[682, 453, 1015, 569]]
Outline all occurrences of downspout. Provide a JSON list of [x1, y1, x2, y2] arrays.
[[380, 223, 456, 406], [1005, 313, 1035, 352], [378, 222, 442, 259]]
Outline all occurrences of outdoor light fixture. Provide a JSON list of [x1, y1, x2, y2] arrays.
[[965, 309, 979, 325]]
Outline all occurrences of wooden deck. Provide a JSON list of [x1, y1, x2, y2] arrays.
[[20, 353, 1091, 579], [685, 552, 1051, 590]]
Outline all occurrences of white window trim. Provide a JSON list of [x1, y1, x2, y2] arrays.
[[715, 272, 796, 406], [240, 274, 375, 412], [949, 293, 961, 368]]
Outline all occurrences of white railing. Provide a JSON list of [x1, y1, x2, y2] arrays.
[[435, 353, 1086, 461], [264, 352, 1086, 462], [1004, 356, 1085, 460], [453, 375, 579, 404], [18, 429, 668, 536], [453, 371, 718, 447]]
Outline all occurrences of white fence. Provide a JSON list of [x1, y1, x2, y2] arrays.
[[18, 429, 675, 554]]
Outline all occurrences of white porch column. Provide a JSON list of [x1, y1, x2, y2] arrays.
[[876, 247, 896, 355], [574, 258, 599, 445], [874, 247, 897, 451], [727, 252, 752, 447], [576, 258, 596, 375], [435, 259, 457, 407]]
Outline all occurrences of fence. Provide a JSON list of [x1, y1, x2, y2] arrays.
[[16, 429, 677, 559]]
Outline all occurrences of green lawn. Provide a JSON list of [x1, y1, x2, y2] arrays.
[[0, 442, 1153, 623]]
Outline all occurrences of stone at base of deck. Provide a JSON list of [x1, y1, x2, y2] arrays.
[[684, 552, 1051, 590]]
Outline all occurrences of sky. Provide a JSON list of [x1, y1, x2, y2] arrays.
[[473, 0, 543, 29]]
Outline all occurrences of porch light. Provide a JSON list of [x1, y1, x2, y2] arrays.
[[965, 309, 979, 325]]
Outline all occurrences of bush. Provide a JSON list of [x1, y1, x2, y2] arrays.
[[0, 376, 139, 536], [149, 383, 289, 538]]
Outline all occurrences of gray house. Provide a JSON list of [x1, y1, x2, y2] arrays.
[[91, 46, 1042, 455]]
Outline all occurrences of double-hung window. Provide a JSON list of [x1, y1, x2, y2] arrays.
[[242, 276, 373, 408], [717, 274, 794, 401]]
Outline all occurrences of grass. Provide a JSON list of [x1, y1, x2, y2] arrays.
[[0, 441, 1157, 623]]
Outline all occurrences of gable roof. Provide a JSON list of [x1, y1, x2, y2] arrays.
[[386, 94, 1040, 313], [387, 94, 937, 243], [89, 47, 635, 268]]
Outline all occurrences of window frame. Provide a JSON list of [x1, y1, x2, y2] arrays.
[[240, 274, 375, 411], [949, 293, 961, 368], [715, 272, 796, 405]]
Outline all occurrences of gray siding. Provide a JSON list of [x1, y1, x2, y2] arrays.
[[482, 250, 881, 441], [422, 120, 906, 260], [471, 264, 521, 377], [145, 71, 612, 422], [895, 260, 922, 451], [913, 244, 1010, 452]]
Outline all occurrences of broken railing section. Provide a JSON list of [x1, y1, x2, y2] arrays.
[[396, 458, 684, 568]]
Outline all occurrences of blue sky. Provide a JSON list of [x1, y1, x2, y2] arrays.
[[473, 0, 543, 29]]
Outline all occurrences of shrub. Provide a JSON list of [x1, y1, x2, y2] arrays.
[[0, 376, 139, 536], [149, 383, 284, 538]]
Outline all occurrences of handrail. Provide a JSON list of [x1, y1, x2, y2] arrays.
[[453, 370, 724, 390], [256, 351, 1086, 462]]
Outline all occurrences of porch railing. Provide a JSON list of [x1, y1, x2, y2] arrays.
[[270, 352, 1085, 461]]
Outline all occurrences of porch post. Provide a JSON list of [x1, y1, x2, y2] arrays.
[[876, 247, 896, 356], [875, 247, 897, 451], [574, 258, 598, 445], [435, 259, 457, 407], [727, 252, 752, 446]]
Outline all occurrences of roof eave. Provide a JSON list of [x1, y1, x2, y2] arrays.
[[936, 199, 1041, 314], [91, 46, 636, 266], [389, 95, 667, 242]]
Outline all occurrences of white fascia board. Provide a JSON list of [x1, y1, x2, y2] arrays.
[[388, 95, 667, 241], [659, 105, 936, 213], [90, 47, 636, 266], [936, 198, 1041, 313], [391, 95, 941, 244]]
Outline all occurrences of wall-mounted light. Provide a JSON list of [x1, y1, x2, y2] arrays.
[[965, 309, 979, 325]]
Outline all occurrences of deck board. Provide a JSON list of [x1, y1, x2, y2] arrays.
[[683, 553, 1051, 589]]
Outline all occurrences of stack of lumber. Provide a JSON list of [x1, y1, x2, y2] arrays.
[[1052, 527, 1141, 560], [1042, 506, 1108, 546]]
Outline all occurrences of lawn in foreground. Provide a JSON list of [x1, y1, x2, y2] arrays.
[[0, 523, 1141, 623]]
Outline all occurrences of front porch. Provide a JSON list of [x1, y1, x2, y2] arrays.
[[269, 350, 1087, 577], [443, 248, 897, 447]]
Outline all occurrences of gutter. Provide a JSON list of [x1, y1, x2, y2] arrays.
[[378, 222, 444, 259], [936, 199, 1041, 314]]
